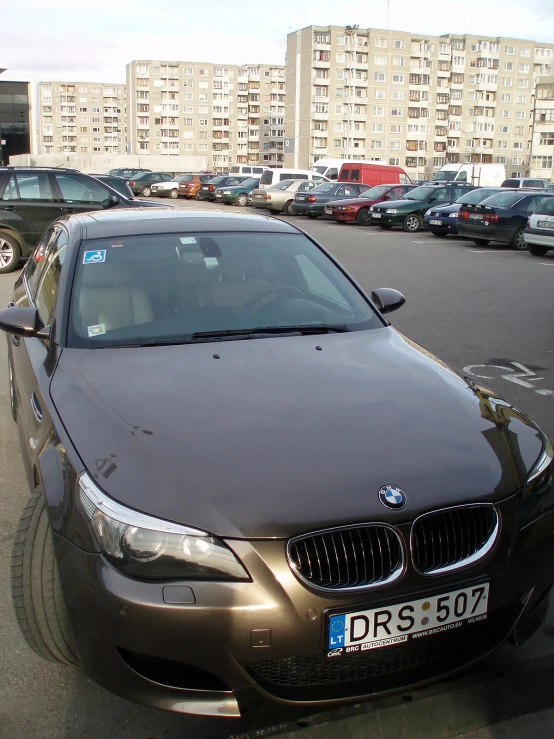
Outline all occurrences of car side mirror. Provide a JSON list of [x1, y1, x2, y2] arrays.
[[105, 194, 120, 208], [0, 306, 50, 339], [371, 288, 406, 315]]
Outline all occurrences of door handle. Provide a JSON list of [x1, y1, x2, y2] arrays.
[[31, 393, 43, 423], [62, 207, 75, 213]]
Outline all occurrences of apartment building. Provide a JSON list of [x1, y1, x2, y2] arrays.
[[126, 61, 286, 169], [285, 26, 554, 180], [36, 81, 125, 156], [529, 76, 554, 180]]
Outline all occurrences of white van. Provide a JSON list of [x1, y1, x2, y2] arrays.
[[431, 163, 506, 187], [312, 158, 385, 181], [258, 168, 329, 189], [228, 165, 271, 177]]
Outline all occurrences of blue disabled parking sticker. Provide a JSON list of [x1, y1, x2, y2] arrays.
[[83, 250, 106, 264]]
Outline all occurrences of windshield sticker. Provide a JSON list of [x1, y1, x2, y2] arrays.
[[180, 237, 197, 244], [204, 257, 219, 268], [88, 323, 106, 338], [110, 241, 124, 248], [83, 250, 106, 264]]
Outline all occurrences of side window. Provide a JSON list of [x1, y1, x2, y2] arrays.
[[392, 187, 404, 198], [456, 171, 468, 182], [295, 254, 348, 305], [1, 175, 19, 201], [350, 169, 360, 182], [35, 231, 68, 325], [524, 197, 540, 214], [342, 169, 350, 180], [15, 173, 55, 201], [26, 227, 59, 297], [431, 188, 447, 201], [297, 182, 312, 193], [54, 174, 110, 205], [336, 186, 347, 196], [327, 168, 338, 180]]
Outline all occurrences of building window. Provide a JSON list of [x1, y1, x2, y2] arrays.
[[393, 57, 404, 67], [375, 56, 386, 66], [392, 74, 404, 84], [390, 141, 400, 150], [391, 108, 402, 117], [394, 40, 405, 49], [372, 106, 384, 116], [513, 141, 523, 149], [392, 91, 403, 100], [374, 72, 386, 82], [503, 78, 513, 87], [374, 89, 385, 99], [390, 123, 402, 133], [371, 140, 382, 149], [515, 110, 526, 119], [372, 123, 384, 133], [503, 62, 514, 71]]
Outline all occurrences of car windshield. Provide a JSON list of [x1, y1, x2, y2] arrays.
[[535, 197, 554, 215], [361, 185, 391, 199], [432, 171, 458, 182], [69, 231, 379, 348], [312, 166, 327, 174], [480, 192, 523, 208], [230, 178, 258, 188], [405, 187, 438, 200], [173, 175, 192, 182], [454, 189, 498, 205], [312, 183, 336, 193]]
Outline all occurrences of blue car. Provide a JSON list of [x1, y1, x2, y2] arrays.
[[424, 187, 505, 236]]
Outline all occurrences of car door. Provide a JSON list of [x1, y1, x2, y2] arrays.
[[0, 172, 62, 248], [10, 227, 67, 465], [51, 172, 114, 216]]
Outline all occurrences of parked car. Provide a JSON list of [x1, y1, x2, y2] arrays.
[[457, 190, 554, 250], [258, 168, 328, 189], [196, 176, 249, 201], [500, 178, 551, 189], [129, 172, 174, 197], [0, 167, 169, 273], [311, 157, 379, 181], [250, 179, 319, 214], [108, 168, 151, 180], [327, 184, 416, 225], [431, 164, 506, 187], [2, 209, 553, 719], [215, 177, 260, 205], [228, 165, 270, 177], [178, 174, 215, 199], [370, 183, 477, 232], [294, 182, 370, 218], [423, 188, 505, 237], [338, 162, 412, 188], [92, 175, 134, 199], [524, 196, 554, 256], [150, 175, 195, 199]]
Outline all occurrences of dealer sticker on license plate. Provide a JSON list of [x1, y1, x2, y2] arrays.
[[327, 583, 489, 657], [429, 219, 443, 226]]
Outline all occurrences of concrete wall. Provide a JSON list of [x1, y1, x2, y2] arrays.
[[8, 152, 208, 173]]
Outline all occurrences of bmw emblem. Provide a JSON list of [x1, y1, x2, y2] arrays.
[[378, 485, 407, 510]]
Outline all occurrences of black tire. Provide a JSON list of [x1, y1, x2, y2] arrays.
[[403, 214, 421, 232], [11, 488, 79, 666], [356, 208, 371, 226], [510, 228, 526, 251], [236, 193, 248, 207], [283, 200, 296, 216], [527, 243, 549, 257], [169, 189, 179, 199], [8, 353, 17, 422], [141, 186, 151, 197], [430, 231, 446, 237], [379, 224, 393, 230], [0, 232, 22, 274], [473, 239, 490, 246]]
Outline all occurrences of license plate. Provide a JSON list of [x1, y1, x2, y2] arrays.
[[254, 194, 264, 199], [201, 186, 209, 190], [429, 219, 443, 226], [327, 583, 489, 657], [296, 196, 306, 201], [470, 213, 484, 220], [537, 220, 554, 229], [215, 194, 222, 198], [325, 207, 332, 214], [372, 213, 382, 218]]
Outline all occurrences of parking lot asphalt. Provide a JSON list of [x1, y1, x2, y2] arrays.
[[1, 200, 553, 739]]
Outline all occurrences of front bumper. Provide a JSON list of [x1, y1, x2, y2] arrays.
[[423, 217, 459, 234], [55, 498, 554, 719], [524, 228, 554, 248], [332, 210, 357, 222], [215, 193, 238, 204], [370, 213, 404, 226]]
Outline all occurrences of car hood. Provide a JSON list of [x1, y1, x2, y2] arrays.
[[51, 329, 543, 539]]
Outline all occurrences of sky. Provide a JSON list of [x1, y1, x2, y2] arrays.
[[1, 0, 554, 84]]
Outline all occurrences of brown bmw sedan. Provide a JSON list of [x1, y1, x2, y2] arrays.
[[2, 210, 553, 719]]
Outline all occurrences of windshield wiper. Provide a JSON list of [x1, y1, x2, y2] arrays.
[[192, 325, 349, 340]]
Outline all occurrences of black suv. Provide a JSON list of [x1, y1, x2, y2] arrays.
[[0, 167, 167, 273]]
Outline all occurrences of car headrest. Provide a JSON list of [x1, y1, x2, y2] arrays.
[[81, 263, 130, 286]]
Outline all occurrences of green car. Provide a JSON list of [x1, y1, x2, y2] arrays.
[[370, 183, 476, 232], [215, 177, 260, 206]]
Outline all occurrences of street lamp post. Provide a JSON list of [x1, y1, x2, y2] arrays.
[[344, 25, 359, 161]]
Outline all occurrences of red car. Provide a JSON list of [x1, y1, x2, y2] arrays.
[[328, 184, 416, 225]]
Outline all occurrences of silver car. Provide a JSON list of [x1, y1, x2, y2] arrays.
[[250, 179, 318, 215]]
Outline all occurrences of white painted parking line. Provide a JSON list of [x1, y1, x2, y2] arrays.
[[539, 262, 554, 266], [412, 240, 425, 243]]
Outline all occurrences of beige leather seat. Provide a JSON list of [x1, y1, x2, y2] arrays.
[[78, 263, 154, 334]]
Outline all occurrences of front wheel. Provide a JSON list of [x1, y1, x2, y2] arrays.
[[236, 193, 248, 207], [0, 232, 22, 274], [169, 189, 179, 199], [141, 186, 151, 197], [527, 243, 549, 257], [403, 214, 421, 232], [510, 228, 526, 251], [283, 200, 296, 216], [11, 488, 79, 665], [356, 208, 371, 226]]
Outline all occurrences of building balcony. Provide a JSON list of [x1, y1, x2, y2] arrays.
[[312, 112, 329, 120], [311, 128, 328, 136], [438, 68, 451, 77], [312, 76, 330, 84], [312, 60, 330, 69]]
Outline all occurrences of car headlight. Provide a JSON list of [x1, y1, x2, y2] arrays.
[[369, 206, 374, 211], [385, 208, 397, 214], [424, 209, 432, 216], [78, 473, 249, 581], [520, 434, 554, 526]]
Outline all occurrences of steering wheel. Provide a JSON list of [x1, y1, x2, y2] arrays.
[[245, 284, 307, 309]]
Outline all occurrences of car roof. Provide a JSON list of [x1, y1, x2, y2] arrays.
[[69, 208, 300, 239]]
